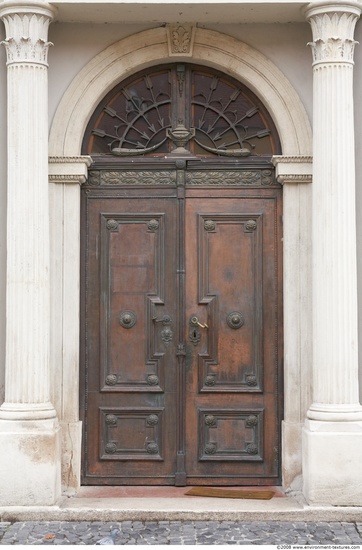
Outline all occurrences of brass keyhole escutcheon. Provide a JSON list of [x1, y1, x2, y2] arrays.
[[226, 311, 244, 329], [190, 327, 201, 345]]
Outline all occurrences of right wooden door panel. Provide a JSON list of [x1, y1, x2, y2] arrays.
[[184, 191, 282, 484]]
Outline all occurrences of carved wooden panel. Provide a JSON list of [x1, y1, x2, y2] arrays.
[[87, 168, 278, 187], [199, 409, 263, 461], [100, 408, 164, 460], [88, 170, 177, 186], [186, 169, 276, 186], [197, 213, 263, 392], [100, 213, 165, 392]]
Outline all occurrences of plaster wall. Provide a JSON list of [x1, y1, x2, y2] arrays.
[[204, 22, 313, 123], [48, 22, 314, 126], [48, 22, 158, 126]]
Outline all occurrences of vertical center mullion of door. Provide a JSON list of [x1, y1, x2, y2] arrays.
[[175, 162, 187, 486]]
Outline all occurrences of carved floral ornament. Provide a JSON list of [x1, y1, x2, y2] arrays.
[[0, 11, 55, 65], [147, 374, 159, 386], [146, 442, 159, 454], [146, 414, 159, 426], [88, 169, 277, 187], [306, 9, 361, 64], [105, 414, 118, 426], [167, 23, 196, 56], [105, 442, 117, 454], [308, 36, 357, 63]]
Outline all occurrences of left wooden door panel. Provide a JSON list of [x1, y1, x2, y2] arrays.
[[82, 196, 178, 484]]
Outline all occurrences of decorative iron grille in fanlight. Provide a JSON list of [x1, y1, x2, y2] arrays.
[[84, 65, 279, 158]]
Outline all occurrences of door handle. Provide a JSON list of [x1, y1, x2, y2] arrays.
[[152, 314, 172, 325], [190, 315, 208, 329]]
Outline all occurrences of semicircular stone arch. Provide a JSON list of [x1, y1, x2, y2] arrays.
[[49, 27, 312, 157]]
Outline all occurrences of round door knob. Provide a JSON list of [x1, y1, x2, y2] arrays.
[[119, 310, 137, 329], [227, 311, 244, 329]]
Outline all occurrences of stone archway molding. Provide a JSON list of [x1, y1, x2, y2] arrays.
[[49, 26, 312, 157]]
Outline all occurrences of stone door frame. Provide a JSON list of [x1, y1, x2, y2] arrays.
[[48, 26, 312, 493]]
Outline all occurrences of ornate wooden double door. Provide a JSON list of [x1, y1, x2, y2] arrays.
[[80, 64, 283, 485]]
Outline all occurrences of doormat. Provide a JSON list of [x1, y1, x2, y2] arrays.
[[185, 487, 275, 500]]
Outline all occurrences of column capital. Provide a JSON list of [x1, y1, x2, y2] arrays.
[[304, 1, 361, 64], [0, 1, 56, 66]]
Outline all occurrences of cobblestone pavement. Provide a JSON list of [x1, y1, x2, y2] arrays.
[[0, 521, 362, 545]]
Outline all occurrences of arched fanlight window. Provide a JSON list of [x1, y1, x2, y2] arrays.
[[82, 64, 281, 158]]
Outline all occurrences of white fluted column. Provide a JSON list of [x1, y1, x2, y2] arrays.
[[303, 0, 362, 505], [0, 0, 60, 506]]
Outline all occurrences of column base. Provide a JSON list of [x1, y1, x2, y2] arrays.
[[0, 401, 57, 421], [307, 403, 362, 421], [303, 418, 362, 505], [0, 417, 61, 506]]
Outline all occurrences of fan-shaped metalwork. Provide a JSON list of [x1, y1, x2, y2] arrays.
[[83, 64, 280, 157]]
